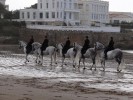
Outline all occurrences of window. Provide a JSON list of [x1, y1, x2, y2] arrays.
[[22, 12, 24, 19], [40, 12, 43, 19], [69, 13, 71, 19], [57, 1, 59, 8], [52, 12, 55, 18], [57, 12, 59, 18], [61, 2, 62, 8], [60, 12, 62, 18], [46, 3, 48, 8], [27, 12, 30, 19], [33, 12, 36, 19], [64, 12, 66, 19], [46, 12, 49, 18], [46, 0, 48, 9], [69, 3, 72, 9], [52, 0, 55, 8], [40, 3, 42, 9]]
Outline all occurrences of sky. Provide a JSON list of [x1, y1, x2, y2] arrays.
[[6, 0, 133, 12]]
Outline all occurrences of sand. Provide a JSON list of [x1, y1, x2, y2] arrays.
[[0, 51, 133, 100], [0, 75, 132, 100]]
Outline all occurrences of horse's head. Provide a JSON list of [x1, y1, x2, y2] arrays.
[[32, 42, 41, 51], [18, 41, 27, 49], [57, 43, 64, 50], [95, 42, 105, 50], [73, 42, 82, 51]]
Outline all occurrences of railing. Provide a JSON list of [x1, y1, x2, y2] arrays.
[[27, 25, 120, 32]]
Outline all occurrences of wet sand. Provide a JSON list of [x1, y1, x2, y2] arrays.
[[0, 75, 133, 100], [0, 51, 133, 100]]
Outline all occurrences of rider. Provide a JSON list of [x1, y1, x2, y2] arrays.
[[104, 37, 114, 60], [26, 35, 34, 54], [81, 36, 90, 58], [62, 37, 71, 57], [41, 35, 49, 55]]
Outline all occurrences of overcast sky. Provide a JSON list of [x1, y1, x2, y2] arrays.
[[6, 0, 133, 12]]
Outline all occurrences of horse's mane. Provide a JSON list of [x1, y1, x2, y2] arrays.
[[19, 40, 27, 45]]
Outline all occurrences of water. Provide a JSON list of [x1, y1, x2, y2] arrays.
[[0, 51, 133, 93]]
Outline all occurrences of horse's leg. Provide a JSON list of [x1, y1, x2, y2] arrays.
[[35, 53, 38, 63], [103, 60, 105, 71], [71, 57, 75, 68], [54, 51, 57, 64], [61, 57, 65, 67], [25, 53, 29, 63], [90, 57, 96, 70], [40, 55, 43, 65], [116, 58, 121, 72], [78, 58, 81, 68], [83, 58, 86, 69], [101, 59, 105, 71], [50, 55, 53, 66]]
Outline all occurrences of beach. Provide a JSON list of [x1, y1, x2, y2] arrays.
[[0, 51, 133, 100]]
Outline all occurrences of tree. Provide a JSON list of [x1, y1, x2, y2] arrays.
[[12, 10, 19, 19], [0, 3, 7, 19]]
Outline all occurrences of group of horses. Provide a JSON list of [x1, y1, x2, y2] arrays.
[[19, 40, 123, 72]]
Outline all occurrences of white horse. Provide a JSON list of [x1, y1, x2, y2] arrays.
[[95, 42, 123, 72], [74, 42, 97, 70], [57, 43, 77, 67], [19, 40, 39, 63], [32, 42, 57, 66]]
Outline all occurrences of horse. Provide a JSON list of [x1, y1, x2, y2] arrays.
[[74, 42, 97, 70], [19, 40, 37, 63], [32, 42, 57, 66], [57, 43, 77, 67], [95, 42, 123, 72]]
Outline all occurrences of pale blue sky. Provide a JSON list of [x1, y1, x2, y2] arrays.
[[6, 0, 133, 12]]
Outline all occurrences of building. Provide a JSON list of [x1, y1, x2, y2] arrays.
[[20, 0, 80, 26], [78, 0, 109, 26], [20, 0, 109, 27], [109, 12, 133, 24]]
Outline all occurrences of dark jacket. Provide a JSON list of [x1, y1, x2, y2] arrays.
[[62, 39, 71, 54], [81, 38, 90, 54], [26, 36, 34, 54], [41, 38, 49, 51], [108, 39, 114, 50], [83, 38, 90, 49]]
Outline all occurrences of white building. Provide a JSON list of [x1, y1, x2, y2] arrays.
[[78, 0, 109, 26], [109, 12, 133, 24], [20, 0, 80, 26]]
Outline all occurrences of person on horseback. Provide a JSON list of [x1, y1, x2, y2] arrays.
[[81, 36, 90, 58], [62, 37, 71, 57], [104, 37, 114, 60], [26, 35, 34, 54], [41, 35, 49, 55]]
